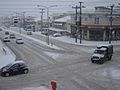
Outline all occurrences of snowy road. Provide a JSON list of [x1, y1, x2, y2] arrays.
[[0, 28, 120, 90]]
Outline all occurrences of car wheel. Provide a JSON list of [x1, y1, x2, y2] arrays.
[[100, 60, 104, 64], [108, 56, 112, 60], [5, 73, 10, 77], [24, 69, 28, 74]]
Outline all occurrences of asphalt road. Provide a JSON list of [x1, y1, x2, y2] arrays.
[[0, 29, 120, 90]]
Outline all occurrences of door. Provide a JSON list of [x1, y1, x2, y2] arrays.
[[10, 64, 19, 75]]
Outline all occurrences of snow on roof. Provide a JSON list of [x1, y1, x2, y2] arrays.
[[96, 47, 107, 51], [54, 16, 71, 23], [12, 60, 25, 64], [99, 47, 107, 51], [97, 44, 112, 47]]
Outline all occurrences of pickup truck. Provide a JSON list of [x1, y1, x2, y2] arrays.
[[91, 44, 113, 64]]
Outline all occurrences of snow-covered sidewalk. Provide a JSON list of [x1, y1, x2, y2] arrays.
[[0, 40, 16, 69], [7, 27, 61, 50], [55, 36, 120, 46], [34, 31, 120, 46], [8, 26, 120, 47]]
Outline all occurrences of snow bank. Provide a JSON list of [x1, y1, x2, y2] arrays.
[[0, 40, 16, 69], [8, 27, 61, 50], [55, 36, 120, 46], [15, 86, 51, 90]]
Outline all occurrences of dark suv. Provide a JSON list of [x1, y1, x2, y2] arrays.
[[0, 61, 29, 77]]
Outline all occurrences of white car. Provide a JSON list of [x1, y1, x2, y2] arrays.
[[16, 38, 24, 44], [53, 33, 61, 37]]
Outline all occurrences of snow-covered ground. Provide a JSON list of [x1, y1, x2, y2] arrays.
[[1, 26, 120, 69], [55, 36, 120, 46], [7, 27, 61, 50], [15, 86, 51, 90], [5, 26, 120, 47], [0, 40, 16, 69], [0, 27, 120, 90], [33, 29, 120, 47], [1, 26, 120, 68]]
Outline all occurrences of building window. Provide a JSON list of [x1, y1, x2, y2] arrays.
[[85, 17, 87, 21], [94, 17, 99, 24]]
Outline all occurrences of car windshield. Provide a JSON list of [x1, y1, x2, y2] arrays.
[[5, 63, 13, 69], [94, 50, 105, 54], [17, 39, 22, 40]]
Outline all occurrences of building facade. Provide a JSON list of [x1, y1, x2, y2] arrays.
[[70, 6, 120, 41]]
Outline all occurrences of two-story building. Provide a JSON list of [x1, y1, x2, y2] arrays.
[[70, 6, 120, 41]]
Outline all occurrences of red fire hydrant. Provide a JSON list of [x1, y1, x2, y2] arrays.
[[51, 80, 57, 90]]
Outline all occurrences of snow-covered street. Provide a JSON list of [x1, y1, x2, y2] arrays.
[[0, 27, 120, 90]]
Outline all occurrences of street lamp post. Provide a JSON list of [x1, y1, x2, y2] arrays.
[[109, 5, 114, 44], [72, 5, 79, 43], [37, 5, 57, 45], [37, 7, 45, 31]]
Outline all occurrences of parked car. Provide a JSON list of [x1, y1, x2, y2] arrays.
[[53, 33, 61, 37], [5, 31, 9, 35], [3, 37, 10, 42], [0, 28, 2, 31], [27, 31, 32, 35], [0, 61, 29, 77], [16, 38, 24, 44], [9, 34, 16, 39], [26, 29, 32, 35], [41, 31, 48, 36]]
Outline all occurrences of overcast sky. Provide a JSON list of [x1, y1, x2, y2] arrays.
[[0, 0, 119, 18]]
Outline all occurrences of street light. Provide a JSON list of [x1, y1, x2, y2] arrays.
[[37, 5, 57, 45], [13, 12, 26, 34], [108, 5, 114, 44]]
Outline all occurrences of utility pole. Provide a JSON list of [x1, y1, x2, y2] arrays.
[[109, 5, 114, 44], [39, 8, 45, 31], [37, 5, 57, 45], [79, 2, 83, 44], [72, 5, 79, 43], [21, 12, 26, 30]]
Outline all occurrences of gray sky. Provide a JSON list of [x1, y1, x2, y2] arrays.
[[0, 0, 119, 18]]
